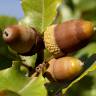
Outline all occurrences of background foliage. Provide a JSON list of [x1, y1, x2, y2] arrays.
[[0, 0, 96, 96]]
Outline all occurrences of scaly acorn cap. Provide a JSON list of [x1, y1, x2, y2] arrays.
[[44, 19, 94, 58], [3, 25, 44, 55], [44, 24, 64, 58]]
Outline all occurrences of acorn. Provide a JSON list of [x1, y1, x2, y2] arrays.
[[44, 57, 83, 81], [2, 25, 45, 55], [44, 19, 94, 58]]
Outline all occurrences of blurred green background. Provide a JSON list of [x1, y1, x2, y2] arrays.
[[55, 0, 96, 26]]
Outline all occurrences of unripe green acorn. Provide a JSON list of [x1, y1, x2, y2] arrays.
[[44, 19, 94, 58], [45, 57, 83, 81], [2, 25, 44, 55]]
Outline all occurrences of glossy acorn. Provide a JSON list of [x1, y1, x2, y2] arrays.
[[44, 19, 94, 58], [2, 25, 45, 55], [44, 57, 83, 81]]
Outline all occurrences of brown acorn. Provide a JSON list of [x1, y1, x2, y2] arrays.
[[45, 57, 83, 81], [44, 19, 94, 58], [2, 25, 45, 55]]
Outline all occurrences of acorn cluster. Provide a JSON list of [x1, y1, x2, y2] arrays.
[[2, 19, 94, 81]]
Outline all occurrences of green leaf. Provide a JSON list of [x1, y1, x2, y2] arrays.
[[20, 54, 37, 68], [0, 61, 47, 96], [20, 0, 62, 33], [0, 90, 20, 96], [19, 74, 47, 96], [0, 61, 30, 91]]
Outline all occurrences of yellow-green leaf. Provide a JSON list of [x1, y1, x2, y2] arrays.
[[20, 0, 62, 34]]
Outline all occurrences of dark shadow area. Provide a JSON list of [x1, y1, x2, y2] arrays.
[[67, 75, 94, 96]]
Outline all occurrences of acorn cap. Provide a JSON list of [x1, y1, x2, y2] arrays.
[[44, 25, 64, 58], [44, 20, 94, 58]]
